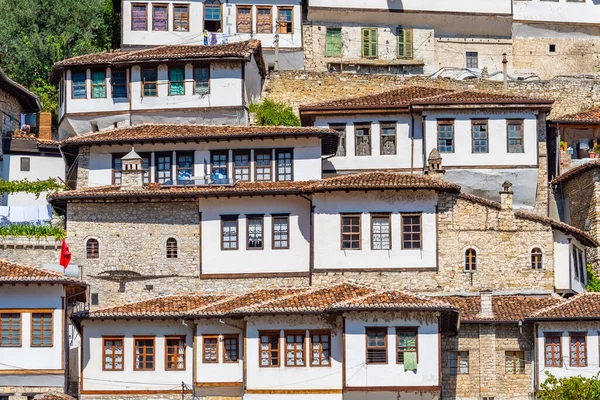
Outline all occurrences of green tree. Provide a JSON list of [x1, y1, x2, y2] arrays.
[[538, 372, 600, 399], [587, 264, 600, 292], [249, 99, 300, 126]]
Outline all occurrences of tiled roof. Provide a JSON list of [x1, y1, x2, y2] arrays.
[[52, 40, 265, 77], [514, 209, 599, 247], [8, 134, 59, 147], [550, 107, 600, 124], [457, 192, 501, 209], [336, 289, 453, 310], [411, 90, 553, 106], [443, 294, 563, 322], [527, 293, 600, 320], [34, 394, 75, 400], [61, 124, 339, 145], [0, 259, 84, 285], [308, 171, 461, 193], [0, 68, 41, 113], [551, 160, 600, 185], [194, 288, 309, 316]]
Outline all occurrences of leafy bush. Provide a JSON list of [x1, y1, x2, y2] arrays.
[[249, 99, 300, 126], [0, 178, 66, 199], [538, 372, 600, 399], [0, 224, 65, 240], [587, 264, 600, 292]]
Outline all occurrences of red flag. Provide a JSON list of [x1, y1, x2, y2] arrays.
[[59, 240, 71, 270]]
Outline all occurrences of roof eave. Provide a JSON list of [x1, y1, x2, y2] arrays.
[[49, 189, 302, 202], [299, 105, 410, 114], [412, 102, 553, 110]]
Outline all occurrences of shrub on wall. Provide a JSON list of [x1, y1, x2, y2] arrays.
[[0, 224, 65, 240], [538, 372, 600, 399], [249, 99, 300, 126]]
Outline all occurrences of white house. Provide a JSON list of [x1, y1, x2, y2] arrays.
[[0, 259, 87, 399], [51, 40, 266, 139], [118, 0, 304, 70], [73, 282, 459, 399]]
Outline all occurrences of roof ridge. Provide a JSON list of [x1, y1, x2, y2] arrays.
[[88, 292, 218, 315], [527, 293, 575, 318], [228, 286, 314, 313], [0, 258, 81, 282]]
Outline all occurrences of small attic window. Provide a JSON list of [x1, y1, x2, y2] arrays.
[[549, 44, 556, 53]]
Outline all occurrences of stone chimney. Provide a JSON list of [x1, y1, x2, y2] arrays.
[[477, 290, 494, 319], [500, 181, 513, 210], [426, 148, 445, 180], [120, 147, 145, 191]]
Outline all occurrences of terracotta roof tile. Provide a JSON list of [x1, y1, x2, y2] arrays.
[[0, 259, 84, 285], [551, 160, 600, 185], [514, 209, 599, 247], [550, 107, 600, 124], [194, 288, 309, 315], [61, 123, 339, 145], [411, 90, 553, 106], [34, 394, 76, 400], [336, 290, 453, 310], [527, 293, 600, 320], [457, 192, 501, 209]]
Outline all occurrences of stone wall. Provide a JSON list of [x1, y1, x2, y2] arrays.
[[0, 386, 57, 400], [0, 88, 23, 134], [0, 237, 61, 265]]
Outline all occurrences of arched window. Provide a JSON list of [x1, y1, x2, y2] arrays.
[[531, 248, 543, 269], [86, 239, 99, 259], [166, 238, 178, 259], [204, 0, 222, 32], [465, 248, 477, 271]]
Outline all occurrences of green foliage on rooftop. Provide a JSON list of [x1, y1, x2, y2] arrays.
[[538, 372, 600, 400], [0, 223, 65, 240], [249, 99, 300, 127], [0, 178, 65, 199], [586, 264, 600, 292]]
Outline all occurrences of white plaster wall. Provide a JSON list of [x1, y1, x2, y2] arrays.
[[553, 232, 586, 293], [314, 114, 424, 173], [121, 0, 302, 49], [536, 322, 600, 386], [199, 196, 310, 274], [514, 0, 600, 25], [344, 312, 440, 388], [313, 191, 437, 270], [423, 112, 538, 168], [3, 154, 65, 206], [0, 285, 64, 371], [245, 315, 343, 392], [245, 54, 263, 105], [81, 320, 194, 391], [195, 319, 243, 384], [309, 0, 511, 14]]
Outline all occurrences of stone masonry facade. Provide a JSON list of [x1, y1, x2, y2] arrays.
[[0, 88, 23, 134]]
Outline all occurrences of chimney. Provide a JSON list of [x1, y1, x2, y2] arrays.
[[426, 148, 445, 180], [502, 53, 508, 95], [38, 112, 52, 141], [500, 181, 513, 210], [120, 147, 145, 191], [477, 290, 494, 319]]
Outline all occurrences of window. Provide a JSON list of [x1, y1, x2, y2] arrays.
[[211, 151, 228, 182], [233, 151, 250, 181], [86, 238, 99, 259], [505, 351, 525, 374], [256, 7, 272, 33], [380, 123, 396, 155], [156, 153, 172, 183], [401, 213, 422, 250], [285, 332, 305, 366], [362, 28, 377, 58], [112, 70, 127, 98], [177, 152, 194, 181], [204, 0, 222, 32], [91, 70, 106, 98], [507, 120, 524, 153], [142, 68, 158, 97], [578, 249, 586, 284], [223, 335, 239, 362], [397, 27, 413, 59], [221, 215, 238, 250], [169, 67, 185, 96], [103, 337, 124, 370], [194, 66, 210, 95], [549, 44, 556, 53], [545, 334, 562, 367], [134, 337, 155, 370], [570, 334, 586, 367], [91, 293, 99, 306], [531, 248, 543, 269], [20, 157, 30, 172], [466, 52, 478, 69], [396, 328, 417, 364], [255, 150, 272, 181], [278, 7, 293, 34], [341, 214, 361, 250], [152, 4, 168, 31], [472, 120, 488, 153], [247, 215, 264, 250], [366, 327, 387, 364], [165, 336, 186, 370], [573, 247, 580, 281], [465, 248, 477, 271], [438, 120, 454, 153], [326, 28, 342, 57], [166, 238, 178, 258], [309, 331, 331, 366], [72, 71, 86, 99], [132, 4, 148, 31], [0, 313, 20, 347], [329, 124, 346, 157], [203, 336, 218, 363], [259, 332, 280, 367], [355, 124, 371, 156], [237, 6, 252, 33], [174, 4, 189, 31], [275, 149, 293, 181], [371, 214, 391, 250], [272, 215, 289, 249], [31, 313, 53, 347], [449, 351, 469, 375]]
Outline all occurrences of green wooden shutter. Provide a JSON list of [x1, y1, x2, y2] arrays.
[[398, 27, 413, 58], [326, 28, 342, 57], [362, 28, 377, 58]]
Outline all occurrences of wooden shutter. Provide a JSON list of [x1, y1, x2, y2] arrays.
[[237, 7, 252, 33], [326, 28, 342, 57], [398, 27, 413, 58], [362, 29, 377, 58]]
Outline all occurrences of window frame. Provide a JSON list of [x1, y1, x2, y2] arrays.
[[329, 123, 346, 157], [131, 3, 148, 31], [354, 123, 372, 156], [86, 238, 99, 259], [449, 351, 469, 375], [256, 6, 272, 33], [471, 119, 489, 154], [397, 27, 413, 59], [176, 151, 194, 181], [544, 333, 562, 368], [133, 336, 155, 371], [20, 157, 30, 172], [194, 65, 210, 95], [210, 150, 229, 182], [401, 213, 422, 250], [284, 330, 306, 367], [111, 70, 127, 98], [223, 334, 239, 363], [71, 71, 87, 100], [570, 333, 587, 367], [309, 330, 331, 367], [437, 119, 455, 154], [466, 51, 479, 69], [370, 213, 391, 251], [272, 214, 290, 250], [380, 122, 397, 156], [221, 215, 239, 251], [465, 248, 477, 271], [203, 0, 222, 32], [259, 331, 280, 368], [168, 66, 186, 96], [396, 327, 418, 364], [173, 4, 190, 32], [361, 28, 378, 58], [505, 350, 525, 375], [365, 327, 388, 365], [507, 120, 525, 154], [275, 148, 293, 181], [202, 335, 219, 363], [341, 213, 361, 250], [254, 149, 273, 182], [236, 5, 253, 33], [165, 335, 186, 371], [152, 3, 169, 31], [142, 67, 158, 97], [233, 150, 251, 182], [102, 336, 124, 371], [246, 214, 264, 250], [31, 312, 53, 347], [325, 27, 342, 57], [0, 312, 21, 347], [277, 7, 293, 34], [91, 70, 107, 99], [155, 152, 173, 183], [166, 237, 178, 259], [531, 247, 543, 269]]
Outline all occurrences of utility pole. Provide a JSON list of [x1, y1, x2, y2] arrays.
[[181, 381, 185, 400], [273, 19, 280, 72]]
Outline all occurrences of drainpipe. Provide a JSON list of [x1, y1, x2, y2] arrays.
[[502, 53, 508, 95], [568, 238, 573, 291], [422, 115, 427, 173], [410, 105, 415, 174], [533, 322, 539, 397], [299, 193, 314, 286]]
